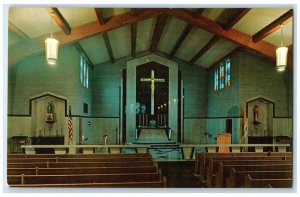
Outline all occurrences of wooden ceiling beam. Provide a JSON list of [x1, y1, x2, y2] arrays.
[[131, 8, 141, 16], [103, 33, 115, 63], [74, 42, 94, 69], [193, 8, 205, 18], [9, 8, 167, 67], [168, 9, 204, 59], [94, 8, 106, 25], [223, 8, 251, 30], [150, 14, 168, 52], [168, 8, 276, 60], [47, 8, 71, 35], [189, 35, 220, 64], [168, 24, 193, 58], [131, 23, 137, 57], [8, 21, 31, 42], [252, 9, 293, 43], [94, 8, 115, 63]]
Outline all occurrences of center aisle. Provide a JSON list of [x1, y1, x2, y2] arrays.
[[158, 161, 205, 188]]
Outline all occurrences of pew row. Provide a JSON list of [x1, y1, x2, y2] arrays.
[[9, 178, 167, 188], [206, 159, 291, 187], [8, 172, 163, 185], [195, 152, 292, 181], [8, 165, 159, 175], [244, 175, 292, 188], [215, 163, 292, 187], [8, 161, 155, 168], [227, 169, 292, 188]]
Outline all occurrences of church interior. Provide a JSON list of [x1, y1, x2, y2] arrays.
[[6, 6, 294, 189]]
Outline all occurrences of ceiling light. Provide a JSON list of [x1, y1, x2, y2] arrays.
[[45, 12, 59, 65], [276, 24, 288, 72]]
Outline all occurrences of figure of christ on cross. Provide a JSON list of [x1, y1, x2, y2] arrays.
[[141, 70, 165, 115]]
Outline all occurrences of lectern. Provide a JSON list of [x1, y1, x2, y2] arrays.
[[217, 133, 231, 153]]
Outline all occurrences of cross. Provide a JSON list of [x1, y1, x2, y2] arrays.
[[141, 70, 165, 115]]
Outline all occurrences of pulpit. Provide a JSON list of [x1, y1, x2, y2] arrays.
[[216, 133, 231, 153], [9, 136, 29, 153]]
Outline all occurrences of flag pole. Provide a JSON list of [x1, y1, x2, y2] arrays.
[[68, 105, 73, 145]]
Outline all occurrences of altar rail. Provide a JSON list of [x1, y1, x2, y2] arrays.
[[21, 144, 150, 155], [21, 144, 290, 159]]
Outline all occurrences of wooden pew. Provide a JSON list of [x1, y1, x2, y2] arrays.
[[8, 165, 158, 175], [227, 169, 292, 188], [8, 172, 163, 185], [9, 178, 167, 188], [206, 159, 291, 187], [7, 152, 167, 188], [195, 152, 291, 181], [215, 163, 292, 188], [7, 157, 153, 163], [8, 161, 155, 168], [244, 175, 292, 188]]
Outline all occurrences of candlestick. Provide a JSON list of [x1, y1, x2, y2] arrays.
[[145, 114, 148, 126], [139, 114, 141, 126]]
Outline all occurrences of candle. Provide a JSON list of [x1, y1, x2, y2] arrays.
[[160, 114, 163, 126], [142, 114, 145, 126], [164, 114, 166, 126], [157, 114, 159, 126]]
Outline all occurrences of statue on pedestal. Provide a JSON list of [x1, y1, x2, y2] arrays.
[[46, 101, 55, 123]]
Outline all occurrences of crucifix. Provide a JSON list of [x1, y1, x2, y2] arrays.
[[141, 70, 165, 115]]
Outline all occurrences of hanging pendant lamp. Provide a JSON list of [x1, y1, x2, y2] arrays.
[[276, 24, 288, 72], [45, 12, 59, 65]]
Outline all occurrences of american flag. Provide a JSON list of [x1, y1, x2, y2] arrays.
[[68, 106, 73, 142]]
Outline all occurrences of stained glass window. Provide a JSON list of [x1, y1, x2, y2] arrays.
[[214, 58, 231, 92], [225, 59, 230, 87], [80, 56, 83, 84], [219, 64, 225, 89], [214, 68, 219, 91], [80, 56, 89, 89]]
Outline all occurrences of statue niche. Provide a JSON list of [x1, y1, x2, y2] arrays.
[[46, 101, 55, 123]]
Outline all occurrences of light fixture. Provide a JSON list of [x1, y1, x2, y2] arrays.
[[276, 24, 288, 72], [45, 12, 59, 65]]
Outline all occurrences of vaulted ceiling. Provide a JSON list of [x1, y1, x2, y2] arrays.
[[8, 7, 293, 70]]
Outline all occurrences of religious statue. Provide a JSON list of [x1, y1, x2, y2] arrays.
[[252, 104, 260, 124], [140, 104, 146, 113], [136, 102, 140, 114], [46, 101, 55, 123], [47, 101, 53, 113]]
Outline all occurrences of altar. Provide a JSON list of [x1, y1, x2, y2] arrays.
[[134, 126, 172, 143]]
